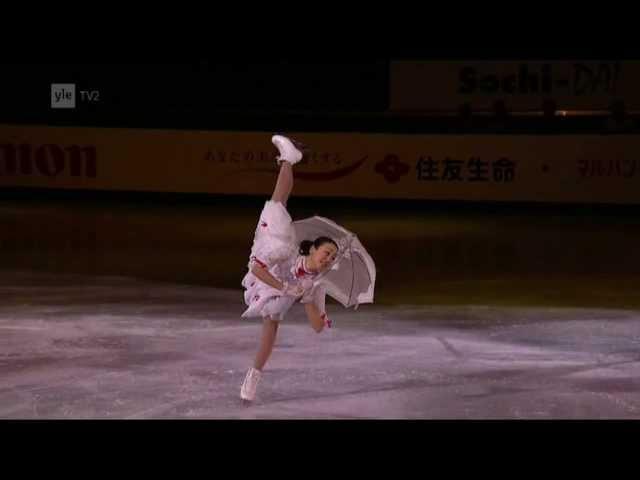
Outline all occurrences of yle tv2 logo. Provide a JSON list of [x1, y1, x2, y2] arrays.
[[51, 84, 100, 109]]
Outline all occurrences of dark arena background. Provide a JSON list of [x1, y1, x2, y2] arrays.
[[1, 60, 640, 418]]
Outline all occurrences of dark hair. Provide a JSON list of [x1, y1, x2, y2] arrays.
[[299, 236, 338, 256]]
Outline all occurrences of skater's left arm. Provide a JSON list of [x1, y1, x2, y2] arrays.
[[303, 285, 330, 332], [304, 302, 328, 333]]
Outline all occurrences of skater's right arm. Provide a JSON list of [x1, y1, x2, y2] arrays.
[[250, 263, 285, 291], [251, 262, 306, 297]]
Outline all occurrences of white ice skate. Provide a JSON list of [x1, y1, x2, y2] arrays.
[[272, 134, 303, 165], [240, 367, 262, 402]]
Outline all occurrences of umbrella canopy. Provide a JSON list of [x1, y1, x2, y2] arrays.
[[292, 216, 376, 308]]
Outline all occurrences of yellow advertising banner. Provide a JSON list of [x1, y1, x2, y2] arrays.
[[391, 61, 640, 112], [1, 124, 640, 204]]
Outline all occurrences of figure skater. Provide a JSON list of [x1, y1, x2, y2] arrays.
[[239, 134, 339, 403]]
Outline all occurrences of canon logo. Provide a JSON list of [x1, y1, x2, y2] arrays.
[[0, 143, 97, 178]]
